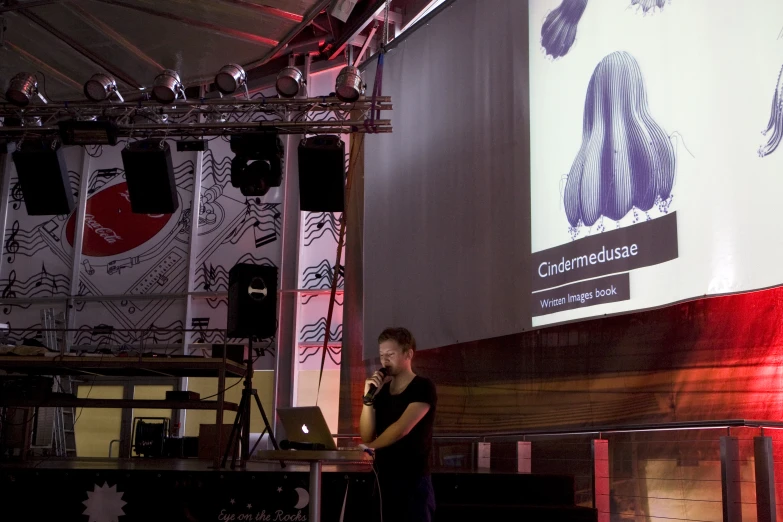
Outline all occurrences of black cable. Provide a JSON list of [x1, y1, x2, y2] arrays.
[[198, 348, 265, 401], [35, 71, 55, 103], [371, 453, 383, 522], [197, 377, 243, 401]]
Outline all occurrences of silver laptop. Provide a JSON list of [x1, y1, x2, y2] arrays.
[[277, 406, 337, 450]]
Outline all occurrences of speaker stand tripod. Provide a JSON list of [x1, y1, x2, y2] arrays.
[[220, 341, 284, 469]]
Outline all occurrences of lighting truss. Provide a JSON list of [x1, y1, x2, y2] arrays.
[[0, 96, 392, 139]]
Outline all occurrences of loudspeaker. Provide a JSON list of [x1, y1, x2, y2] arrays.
[[121, 139, 179, 214], [227, 264, 278, 339], [12, 141, 75, 216], [298, 135, 345, 212]]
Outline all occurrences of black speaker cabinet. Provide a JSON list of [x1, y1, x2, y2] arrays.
[[227, 264, 278, 339], [12, 142, 75, 216], [121, 139, 179, 214], [298, 135, 345, 212]]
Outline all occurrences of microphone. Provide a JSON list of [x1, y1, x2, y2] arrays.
[[362, 367, 388, 405]]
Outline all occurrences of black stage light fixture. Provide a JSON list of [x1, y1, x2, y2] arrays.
[[229, 133, 284, 197], [12, 140, 75, 216], [58, 120, 119, 146]]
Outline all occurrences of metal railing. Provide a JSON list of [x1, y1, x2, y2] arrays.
[[335, 419, 783, 522]]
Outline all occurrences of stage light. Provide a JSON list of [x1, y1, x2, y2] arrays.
[[275, 66, 305, 98], [230, 133, 284, 197], [334, 66, 365, 102], [84, 73, 124, 102], [152, 69, 185, 103], [5, 73, 46, 107], [215, 63, 247, 95]]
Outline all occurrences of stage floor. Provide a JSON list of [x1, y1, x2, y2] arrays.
[[0, 456, 513, 474], [0, 458, 591, 521]]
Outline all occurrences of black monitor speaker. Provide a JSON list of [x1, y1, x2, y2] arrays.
[[227, 263, 278, 339], [121, 139, 179, 214], [298, 135, 345, 212], [11, 141, 75, 216]]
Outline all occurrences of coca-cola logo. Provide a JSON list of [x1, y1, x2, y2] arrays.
[[65, 182, 174, 257]]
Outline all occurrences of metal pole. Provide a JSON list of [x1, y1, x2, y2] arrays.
[[309, 460, 322, 522], [180, 87, 207, 435], [272, 99, 302, 440], [67, 148, 92, 353], [592, 439, 610, 522], [755, 436, 777, 522], [721, 436, 742, 522]]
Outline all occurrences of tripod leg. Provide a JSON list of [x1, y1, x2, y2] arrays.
[[221, 392, 246, 469], [251, 390, 286, 468], [252, 390, 280, 450]]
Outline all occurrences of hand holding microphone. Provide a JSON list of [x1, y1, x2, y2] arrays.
[[363, 367, 389, 405]]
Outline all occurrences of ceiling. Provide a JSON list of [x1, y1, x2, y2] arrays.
[[0, 0, 432, 101]]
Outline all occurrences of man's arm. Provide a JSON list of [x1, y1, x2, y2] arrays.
[[359, 404, 376, 443], [366, 402, 430, 450]]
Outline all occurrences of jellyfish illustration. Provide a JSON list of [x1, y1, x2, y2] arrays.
[[759, 64, 783, 158], [564, 51, 676, 228], [631, 0, 669, 12], [541, 0, 589, 59]]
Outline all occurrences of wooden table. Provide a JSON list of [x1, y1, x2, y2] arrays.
[[256, 450, 372, 522]]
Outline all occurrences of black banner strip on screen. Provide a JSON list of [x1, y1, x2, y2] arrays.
[[531, 212, 678, 292], [532, 273, 630, 317]]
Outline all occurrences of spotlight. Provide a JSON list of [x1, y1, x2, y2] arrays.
[[229, 133, 284, 197], [275, 66, 305, 98], [152, 69, 185, 103], [334, 66, 365, 102], [84, 73, 124, 102], [215, 64, 248, 96], [5, 73, 47, 107]]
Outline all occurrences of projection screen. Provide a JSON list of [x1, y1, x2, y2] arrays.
[[363, 0, 783, 356], [529, 0, 783, 327]]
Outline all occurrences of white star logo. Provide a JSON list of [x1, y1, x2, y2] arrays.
[[277, 487, 283, 493], [230, 499, 235, 505], [247, 504, 252, 509], [82, 482, 127, 522]]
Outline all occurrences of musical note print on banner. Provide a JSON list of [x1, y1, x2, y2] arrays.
[[223, 202, 280, 247], [201, 262, 218, 291], [304, 212, 340, 247], [10, 182, 23, 211], [253, 220, 276, 248], [0, 266, 67, 307], [302, 260, 345, 290], [2, 270, 17, 299], [299, 344, 341, 365], [299, 318, 343, 344], [5, 221, 19, 263]]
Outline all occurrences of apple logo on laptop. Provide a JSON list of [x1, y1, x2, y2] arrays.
[[301, 424, 309, 434]]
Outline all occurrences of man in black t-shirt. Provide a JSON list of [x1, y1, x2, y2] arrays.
[[359, 327, 437, 522]]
